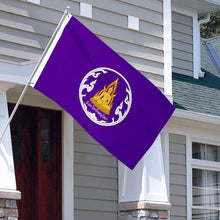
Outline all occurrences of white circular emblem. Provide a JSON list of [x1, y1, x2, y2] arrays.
[[79, 67, 132, 126]]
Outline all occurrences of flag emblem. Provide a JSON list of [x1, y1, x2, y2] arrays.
[[79, 67, 132, 126]]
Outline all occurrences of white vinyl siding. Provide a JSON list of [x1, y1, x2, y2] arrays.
[[172, 12, 194, 77], [169, 134, 187, 219]]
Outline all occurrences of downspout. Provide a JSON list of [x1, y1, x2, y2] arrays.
[[199, 13, 211, 25], [198, 13, 211, 77]]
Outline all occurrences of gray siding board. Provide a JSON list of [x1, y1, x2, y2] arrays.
[[172, 31, 193, 45], [170, 174, 186, 185], [173, 41, 193, 54], [172, 22, 192, 35], [169, 134, 187, 219], [75, 152, 117, 168], [75, 175, 117, 190], [120, 54, 164, 75], [170, 205, 187, 217], [173, 58, 193, 71], [169, 134, 186, 145], [79, 17, 163, 43], [75, 198, 118, 212], [74, 142, 110, 156], [170, 143, 186, 154], [172, 67, 193, 77], [170, 194, 187, 206], [0, 27, 48, 49], [0, 46, 40, 61], [0, 11, 56, 37], [74, 164, 117, 179], [173, 49, 193, 62], [170, 153, 186, 165], [75, 186, 117, 201], [172, 11, 193, 77], [0, 40, 42, 55], [0, 54, 27, 63], [170, 163, 186, 176], [75, 210, 117, 220], [170, 185, 186, 196], [98, 36, 163, 63], [75, 130, 98, 145], [0, 1, 63, 24], [172, 12, 193, 25], [169, 217, 186, 220]]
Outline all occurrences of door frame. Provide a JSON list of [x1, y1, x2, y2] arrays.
[[7, 90, 74, 220], [62, 111, 74, 220]]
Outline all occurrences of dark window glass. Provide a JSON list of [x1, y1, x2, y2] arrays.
[[11, 118, 22, 159], [41, 118, 50, 139], [41, 141, 52, 162], [12, 138, 22, 159]]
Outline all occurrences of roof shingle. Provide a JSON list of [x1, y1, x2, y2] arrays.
[[173, 37, 220, 117]]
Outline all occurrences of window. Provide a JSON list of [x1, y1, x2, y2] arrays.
[[191, 142, 220, 219]]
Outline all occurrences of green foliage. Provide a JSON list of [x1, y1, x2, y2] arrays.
[[200, 12, 220, 39]]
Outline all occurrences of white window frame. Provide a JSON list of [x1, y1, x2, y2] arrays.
[[188, 137, 220, 220], [172, 3, 201, 79]]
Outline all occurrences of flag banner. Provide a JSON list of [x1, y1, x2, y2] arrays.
[[31, 14, 175, 169]]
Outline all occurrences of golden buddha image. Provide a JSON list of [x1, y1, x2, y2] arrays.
[[90, 79, 118, 115]]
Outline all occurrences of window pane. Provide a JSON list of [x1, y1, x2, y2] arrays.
[[207, 144, 220, 162], [12, 138, 22, 160], [193, 168, 220, 208], [192, 209, 220, 220], [192, 142, 220, 162], [192, 143, 205, 160], [41, 141, 52, 162], [41, 118, 50, 139], [11, 118, 21, 136]]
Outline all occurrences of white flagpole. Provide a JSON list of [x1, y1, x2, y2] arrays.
[[0, 7, 71, 142]]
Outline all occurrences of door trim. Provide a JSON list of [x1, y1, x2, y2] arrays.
[[62, 111, 74, 220]]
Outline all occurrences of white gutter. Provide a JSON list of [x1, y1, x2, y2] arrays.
[[173, 109, 220, 125], [203, 0, 220, 6], [199, 13, 211, 25], [197, 13, 211, 78]]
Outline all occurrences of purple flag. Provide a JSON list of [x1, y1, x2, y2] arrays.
[[32, 15, 175, 169]]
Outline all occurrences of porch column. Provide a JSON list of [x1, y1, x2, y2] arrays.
[[0, 83, 21, 220], [118, 135, 171, 219]]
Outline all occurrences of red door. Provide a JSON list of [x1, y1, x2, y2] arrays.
[[9, 105, 62, 220]]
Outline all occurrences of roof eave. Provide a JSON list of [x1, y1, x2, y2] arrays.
[[172, 0, 220, 16]]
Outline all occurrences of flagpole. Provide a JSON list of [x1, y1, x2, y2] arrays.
[[0, 7, 71, 142]]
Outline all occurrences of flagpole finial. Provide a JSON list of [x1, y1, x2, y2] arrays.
[[66, 6, 70, 17]]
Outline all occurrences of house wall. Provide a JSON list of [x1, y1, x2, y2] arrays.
[[169, 134, 187, 220], [172, 11, 193, 77], [1, 0, 165, 219]]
